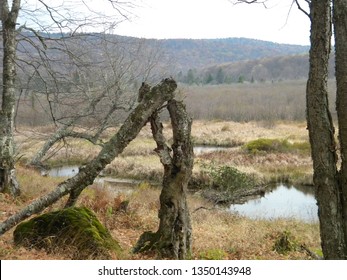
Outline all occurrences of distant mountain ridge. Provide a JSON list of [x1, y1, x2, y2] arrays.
[[2, 33, 312, 84], [153, 37, 310, 71]]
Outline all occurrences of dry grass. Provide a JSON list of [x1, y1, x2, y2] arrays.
[[190, 120, 312, 185], [184, 80, 336, 122], [14, 120, 312, 184], [191, 120, 309, 146], [0, 177, 321, 260], [192, 210, 320, 260], [0, 120, 320, 259]]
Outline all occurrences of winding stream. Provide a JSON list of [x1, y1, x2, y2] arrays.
[[47, 146, 318, 223]]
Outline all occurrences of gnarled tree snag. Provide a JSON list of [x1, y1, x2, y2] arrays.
[[133, 99, 193, 260], [0, 78, 177, 236]]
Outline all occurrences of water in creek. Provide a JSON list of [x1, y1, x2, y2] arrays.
[[229, 184, 318, 223], [194, 145, 231, 155], [48, 165, 143, 194], [47, 145, 228, 178], [48, 156, 318, 223], [47, 165, 79, 177]]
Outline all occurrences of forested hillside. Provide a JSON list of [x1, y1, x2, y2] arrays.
[[158, 37, 310, 71], [0, 34, 311, 85], [182, 53, 335, 84]]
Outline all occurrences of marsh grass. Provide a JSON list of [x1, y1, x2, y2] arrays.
[[1, 120, 318, 259], [258, 164, 313, 185], [184, 80, 336, 122], [14, 120, 313, 187], [0, 169, 320, 260], [16, 166, 65, 201]]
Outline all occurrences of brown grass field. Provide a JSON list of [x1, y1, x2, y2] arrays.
[[0, 118, 322, 260], [0, 169, 320, 260]]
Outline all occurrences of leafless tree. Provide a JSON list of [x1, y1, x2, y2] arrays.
[[1, 0, 166, 195], [22, 34, 164, 167], [0, 78, 194, 261], [0, 78, 177, 233]]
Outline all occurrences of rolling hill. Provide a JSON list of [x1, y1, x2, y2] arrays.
[[154, 37, 310, 72]]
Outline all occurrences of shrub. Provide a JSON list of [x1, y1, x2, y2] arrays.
[[273, 230, 298, 255], [243, 138, 310, 154], [204, 164, 257, 192], [243, 138, 289, 153]]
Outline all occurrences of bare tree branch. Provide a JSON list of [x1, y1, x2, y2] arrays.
[[0, 78, 177, 235], [295, 0, 311, 19], [231, 0, 268, 8]]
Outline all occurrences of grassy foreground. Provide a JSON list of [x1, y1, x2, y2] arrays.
[[0, 120, 321, 259], [0, 170, 320, 260]]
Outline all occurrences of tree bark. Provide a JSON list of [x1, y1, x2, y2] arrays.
[[0, 0, 21, 197], [307, 0, 346, 259], [0, 78, 177, 235], [333, 0, 347, 257], [134, 99, 193, 259]]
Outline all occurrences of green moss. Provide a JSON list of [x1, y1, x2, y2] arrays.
[[314, 248, 323, 258], [13, 207, 122, 259]]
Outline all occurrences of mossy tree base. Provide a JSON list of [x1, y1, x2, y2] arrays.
[[13, 207, 121, 259]]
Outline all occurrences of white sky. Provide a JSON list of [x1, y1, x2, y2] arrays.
[[19, 0, 311, 45], [114, 0, 311, 45]]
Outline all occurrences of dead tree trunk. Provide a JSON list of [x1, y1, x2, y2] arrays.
[[0, 78, 177, 235], [133, 99, 194, 259]]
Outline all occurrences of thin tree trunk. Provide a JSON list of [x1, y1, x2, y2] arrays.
[[134, 99, 193, 259], [0, 78, 177, 235], [333, 0, 347, 257], [0, 0, 21, 197], [307, 0, 346, 259]]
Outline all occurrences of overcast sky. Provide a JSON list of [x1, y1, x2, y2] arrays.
[[114, 0, 311, 45], [19, 0, 311, 46]]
